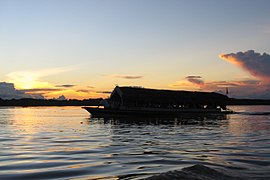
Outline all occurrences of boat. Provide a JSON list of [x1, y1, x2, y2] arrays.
[[83, 106, 230, 118], [83, 86, 231, 118]]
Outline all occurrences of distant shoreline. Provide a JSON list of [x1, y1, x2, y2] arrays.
[[1, 98, 270, 106], [0, 98, 101, 106]]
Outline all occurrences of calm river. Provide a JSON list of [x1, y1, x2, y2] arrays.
[[0, 106, 269, 179]]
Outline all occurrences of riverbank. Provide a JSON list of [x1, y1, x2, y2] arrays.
[[1, 98, 270, 107]]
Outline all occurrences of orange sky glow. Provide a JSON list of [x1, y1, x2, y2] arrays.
[[1, 1, 270, 99]]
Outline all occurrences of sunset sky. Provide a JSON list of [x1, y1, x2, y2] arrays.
[[1, 0, 270, 99]]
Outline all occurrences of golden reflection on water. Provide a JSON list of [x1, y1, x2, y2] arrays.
[[1, 107, 93, 161], [227, 115, 269, 136], [6, 107, 89, 135]]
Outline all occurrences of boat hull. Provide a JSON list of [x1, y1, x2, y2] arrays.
[[82, 107, 229, 118]]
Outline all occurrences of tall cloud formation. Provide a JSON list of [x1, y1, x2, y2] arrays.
[[0, 82, 44, 99], [219, 50, 270, 82]]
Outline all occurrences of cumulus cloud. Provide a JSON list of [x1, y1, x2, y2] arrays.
[[219, 50, 270, 82], [0, 82, 44, 99]]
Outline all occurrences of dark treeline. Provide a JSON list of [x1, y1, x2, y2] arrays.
[[0, 98, 101, 106], [0, 98, 270, 106]]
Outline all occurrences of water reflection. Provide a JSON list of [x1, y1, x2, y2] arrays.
[[0, 106, 269, 179], [90, 113, 228, 126], [228, 106, 270, 136], [0, 107, 90, 135], [227, 114, 270, 136]]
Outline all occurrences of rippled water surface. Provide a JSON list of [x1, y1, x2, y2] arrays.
[[0, 106, 269, 179]]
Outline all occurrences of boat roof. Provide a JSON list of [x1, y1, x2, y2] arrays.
[[111, 86, 228, 104]]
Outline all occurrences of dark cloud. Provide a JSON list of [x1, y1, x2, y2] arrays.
[[170, 77, 267, 98], [96, 91, 112, 94], [202, 80, 264, 98], [114, 75, 143, 79], [220, 50, 270, 82], [77, 89, 90, 93], [0, 82, 44, 99], [56, 84, 76, 88], [205, 80, 261, 88], [185, 75, 204, 85], [186, 76, 202, 79], [21, 88, 62, 92]]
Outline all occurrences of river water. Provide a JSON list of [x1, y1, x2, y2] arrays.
[[0, 106, 269, 179]]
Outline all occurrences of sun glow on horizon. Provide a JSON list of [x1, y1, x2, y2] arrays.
[[6, 67, 75, 90], [7, 71, 54, 90], [43, 89, 108, 100]]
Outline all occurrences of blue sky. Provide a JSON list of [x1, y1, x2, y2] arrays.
[[1, 0, 270, 99]]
